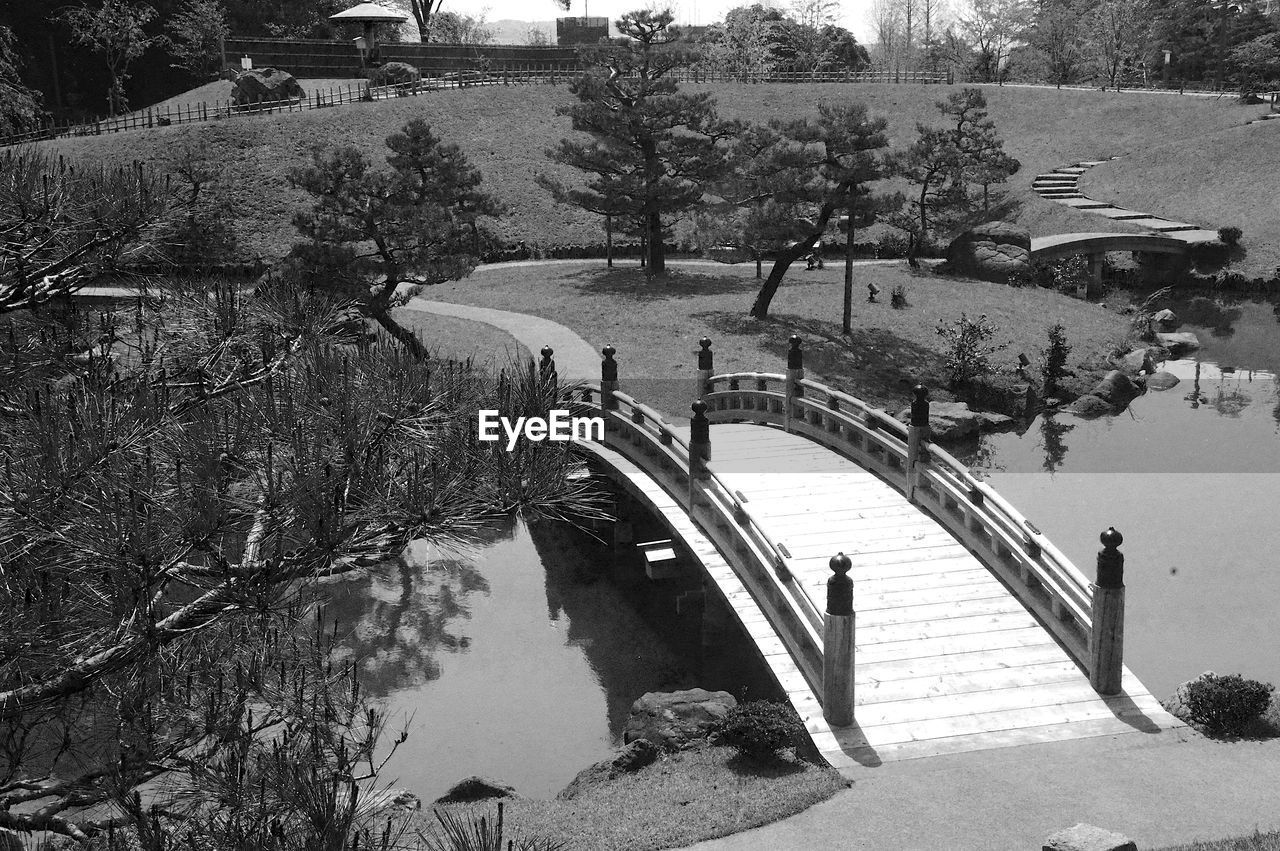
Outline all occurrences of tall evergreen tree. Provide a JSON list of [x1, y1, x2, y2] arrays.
[[542, 9, 735, 276]]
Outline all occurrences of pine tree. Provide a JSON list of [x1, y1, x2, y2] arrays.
[[541, 9, 735, 276]]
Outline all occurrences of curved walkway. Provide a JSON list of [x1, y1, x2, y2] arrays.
[[399, 298, 599, 380], [1031, 158, 1221, 244]]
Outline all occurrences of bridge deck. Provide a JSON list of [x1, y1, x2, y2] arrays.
[[691, 423, 1181, 767]]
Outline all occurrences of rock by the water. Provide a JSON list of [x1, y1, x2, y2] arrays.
[[1065, 394, 1114, 418], [1156, 331, 1201, 355], [624, 688, 736, 751], [895, 401, 1013, 442], [558, 739, 660, 800], [1152, 308, 1179, 330], [1118, 349, 1155, 375], [434, 776, 519, 804], [945, 221, 1032, 284], [1043, 823, 1136, 851], [1145, 371, 1180, 391], [1087, 370, 1144, 409], [1162, 671, 1217, 723], [231, 68, 305, 106]]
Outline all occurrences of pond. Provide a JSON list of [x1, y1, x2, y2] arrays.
[[318, 515, 782, 803], [959, 294, 1280, 701]]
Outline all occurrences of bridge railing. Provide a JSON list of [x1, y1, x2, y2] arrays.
[[576, 348, 826, 693], [695, 335, 1123, 698]]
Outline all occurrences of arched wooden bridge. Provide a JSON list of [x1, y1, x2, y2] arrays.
[[558, 339, 1183, 770]]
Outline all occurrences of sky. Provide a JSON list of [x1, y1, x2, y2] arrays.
[[442, 0, 881, 43]]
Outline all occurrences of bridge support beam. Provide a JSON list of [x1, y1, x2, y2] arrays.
[[1082, 253, 1104, 298], [823, 553, 855, 727], [1090, 528, 1126, 695]]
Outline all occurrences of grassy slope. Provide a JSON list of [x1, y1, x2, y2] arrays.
[[1088, 119, 1280, 276], [45, 82, 1254, 263], [445, 261, 1128, 416], [127, 78, 366, 117]]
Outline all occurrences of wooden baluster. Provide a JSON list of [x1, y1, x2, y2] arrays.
[[539, 345, 557, 386], [696, 336, 712, 401], [687, 400, 710, 510], [600, 344, 618, 408], [823, 553, 855, 727], [785, 335, 803, 431], [1090, 528, 1126, 695]]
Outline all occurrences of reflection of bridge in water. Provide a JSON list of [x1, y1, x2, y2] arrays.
[[567, 338, 1184, 770]]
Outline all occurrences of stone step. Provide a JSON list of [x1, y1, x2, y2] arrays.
[[1092, 208, 1152, 220], [1076, 160, 1109, 166], [1033, 180, 1078, 187], [1053, 167, 1088, 174], [1034, 175, 1078, 182], [1057, 198, 1112, 209], [1039, 192, 1084, 199]]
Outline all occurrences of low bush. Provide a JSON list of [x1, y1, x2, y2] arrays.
[[935, 312, 1009, 391], [716, 701, 806, 759], [890, 283, 909, 308], [1185, 673, 1274, 736], [1217, 225, 1243, 247]]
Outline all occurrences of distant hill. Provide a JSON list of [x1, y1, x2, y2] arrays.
[[486, 19, 558, 45]]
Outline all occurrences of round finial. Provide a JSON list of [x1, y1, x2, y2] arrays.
[[829, 552, 851, 575], [914, 384, 928, 402], [787, 335, 804, 369], [602, 345, 616, 359], [789, 335, 802, 352], [1101, 527, 1123, 549], [699, 337, 712, 351], [541, 345, 553, 359], [691, 399, 708, 418]]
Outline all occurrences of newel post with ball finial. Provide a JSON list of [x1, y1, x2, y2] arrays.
[[1090, 527, 1126, 695], [823, 552, 855, 726]]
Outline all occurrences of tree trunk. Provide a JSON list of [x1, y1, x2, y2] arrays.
[[752, 206, 835, 319], [756, 256, 762, 279], [645, 211, 664, 276], [371, 308, 431, 362], [842, 222, 855, 335]]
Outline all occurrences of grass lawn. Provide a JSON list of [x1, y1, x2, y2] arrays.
[[1157, 833, 1280, 851], [416, 744, 848, 851], [43, 82, 1263, 269], [431, 260, 1131, 419], [385, 306, 530, 368]]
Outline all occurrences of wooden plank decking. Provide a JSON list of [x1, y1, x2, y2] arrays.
[[661, 423, 1183, 769]]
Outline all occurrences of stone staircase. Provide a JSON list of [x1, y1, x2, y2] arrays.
[[1031, 159, 1221, 244]]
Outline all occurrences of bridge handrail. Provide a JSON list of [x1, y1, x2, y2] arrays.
[[587, 383, 824, 635], [701, 368, 1096, 661]]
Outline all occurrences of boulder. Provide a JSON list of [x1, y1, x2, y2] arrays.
[[558, 739, 660, 800], [1162, 671, 1217, 723], [1118, 349, 1155, 376], [1156, 331, 1201, 355], [624, 688, 736, 751], [1145, 371, 1180, 391], [434, 776, 519, 805], [1043, 823, 1136, 851], [894, 401, 1012, 442], [371, 61, 422, 87], [1152, 308, 1179, 330], [945, 221, 1032, 284], [1064, 394, 1114, 418], [231, 68, 305, 106], [1087, 370, 1144, 409]]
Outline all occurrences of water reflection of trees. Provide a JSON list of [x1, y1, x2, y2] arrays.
[[1176, 296, 1243, 339], [316, 523, 517, 698], [1039, 415, 1074, 474], [529, 520, 696, 742]]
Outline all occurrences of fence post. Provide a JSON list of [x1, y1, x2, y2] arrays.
[[696, 337, 713, 400], [539, 345, 557, 385], [906, 384, 930, 503], [1090, 528, 1126, 695], [688, 399, 711, 510], [823, 552, 855, 727], [600, 344, 618, 416], [784, 334, 804, 432]]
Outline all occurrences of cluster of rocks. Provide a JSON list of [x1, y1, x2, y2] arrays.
[[230, 68, 305, 107], [894, 400, 1015, 442], [433, 688, 735, 806]]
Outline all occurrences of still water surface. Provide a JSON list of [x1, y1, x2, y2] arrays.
[[960, 295, 1280, 700], [321, 518, 780, 803]]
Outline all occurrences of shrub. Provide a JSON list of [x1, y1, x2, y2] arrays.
[[876, 232, 911, 259], [935, 312, 1009, 391], [1184, 673, 1274, 736], [890, 283, 908, 308], [1040, 323, 1073, 397], [369, 61, 422, 88], [1217, 225, 1243, 247], [716, 700, 805, 759]]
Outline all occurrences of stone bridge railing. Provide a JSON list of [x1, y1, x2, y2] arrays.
[[553, 336, 1128, 726]]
